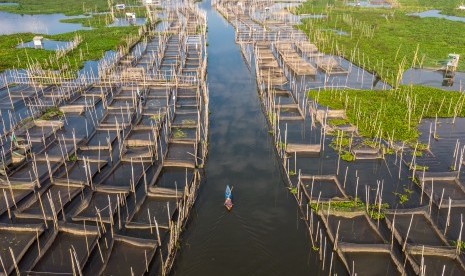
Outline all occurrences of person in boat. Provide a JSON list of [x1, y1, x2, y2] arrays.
[[224, 197, 233, 210]]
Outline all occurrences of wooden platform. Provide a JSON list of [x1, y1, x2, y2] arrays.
[[275, 43, 317, 76], [316, 57, 348, 75], [285, 143, 321, 154], [352, 147, 383, 160]]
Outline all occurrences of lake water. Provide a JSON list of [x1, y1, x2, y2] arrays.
[[402, 68, 465, 91], [346, 0, 391, 8], [171, 1, 323, 274], [409, 9, 465, 23], [0, 2, 18, 6], [0, 11, 91, 35], [108, 17, 147, 27], [16, 39, 73, 50]]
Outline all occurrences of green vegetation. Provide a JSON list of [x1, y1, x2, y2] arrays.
[[0, 0, 141, 15], [310, 198, 388, 219], [309, 86, 465, 143], [182, 119, 196, 126], [328, 118, 349, 126], [400, 0, 465, 17], [409, 163, 429, 171], [60, 14, 113, 28], [310, 198, 365, 213], [0, 26, 139, 73], [150, 113, 163, 121], [297, 0, 465, 84], [67, 153, 78, 162], [173, 128, 187, 139], [382, 145, 395, 155], [289, 186, 298, 195], [368, 202, 389, 220], [40, 107, 63, 120], [450, 240, 465, 251], [329, 130, 355, 161], [0, 0, 155, 73], [60, 6, 150, 28], [393, 186, 413, 204], [340, 151, 355, 162]]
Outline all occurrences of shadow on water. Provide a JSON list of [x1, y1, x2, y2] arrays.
[[172, 1, 341, 275]]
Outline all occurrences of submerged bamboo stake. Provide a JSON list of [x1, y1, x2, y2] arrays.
[[9, 247, 19, 276], [0, 255, 7, 276], [70, 248, 77, 276], [402, 214, 414, 252], [444, 197, 452, 235]]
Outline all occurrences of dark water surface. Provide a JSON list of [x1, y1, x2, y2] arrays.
[[172, 1, 325, 275]]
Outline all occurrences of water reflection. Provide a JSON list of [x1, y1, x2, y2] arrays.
[[0, 2, 18, 6], [402, 68, 465, 91], [346, 0, 391, 8], [108, 17, 147, 27], [409, 10, 465, 22], [0, 11, 91, 35], [16, 39, 73, 51], [172, 1, 318, 275]]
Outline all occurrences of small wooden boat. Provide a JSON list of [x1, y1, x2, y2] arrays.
[[224, 185, 233, 211]]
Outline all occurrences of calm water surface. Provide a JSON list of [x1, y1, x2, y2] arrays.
[[0, 11, 90, 35], [172, 1, 330, 275]]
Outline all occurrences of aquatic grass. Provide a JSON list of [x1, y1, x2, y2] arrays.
[[172, 128, 187, 139], [289, 186, 298, 195], [150, 113, 163, 121], [310, 199, 365, 213], [61, 7, 151, 28], [40, 107, 63, 120], [340, 151, 355, 162], [60, 14, 113, 28], [329, 130, 356, 161], [311, 198, 389, 220], [328, 118, 349, 126], [368, 202, 389, 220], [450, 240, 465, 251], [408, 163, 429, 171], [393, 186, 413, 204], [298, 4, 465, 84], [309, 86, 465, 143], [0, 0, 113, 15], [181, 119, 196, 126], [0, 26, 139, 73], [67, 153, 78, 162]]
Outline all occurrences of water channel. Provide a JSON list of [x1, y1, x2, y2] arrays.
[[172, 1, 345, 275]]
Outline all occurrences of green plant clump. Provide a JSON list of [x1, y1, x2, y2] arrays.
[[328, 118, 349, 127], [340, 151, 355, 162], [297, 2, 465, 84], [67, 153, 78, 162], [393, 186, 414, 204], [40, 107, 63, 120], [0, 0, 110, 15], [310, 198, 365, 213], [0, 26, 139, 73], [309, 86, 465, 143], [289, 186, 298, 195], [368, 203, 389, 220], [450, 240, 465, 251], [173, 128, 187, 139]]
